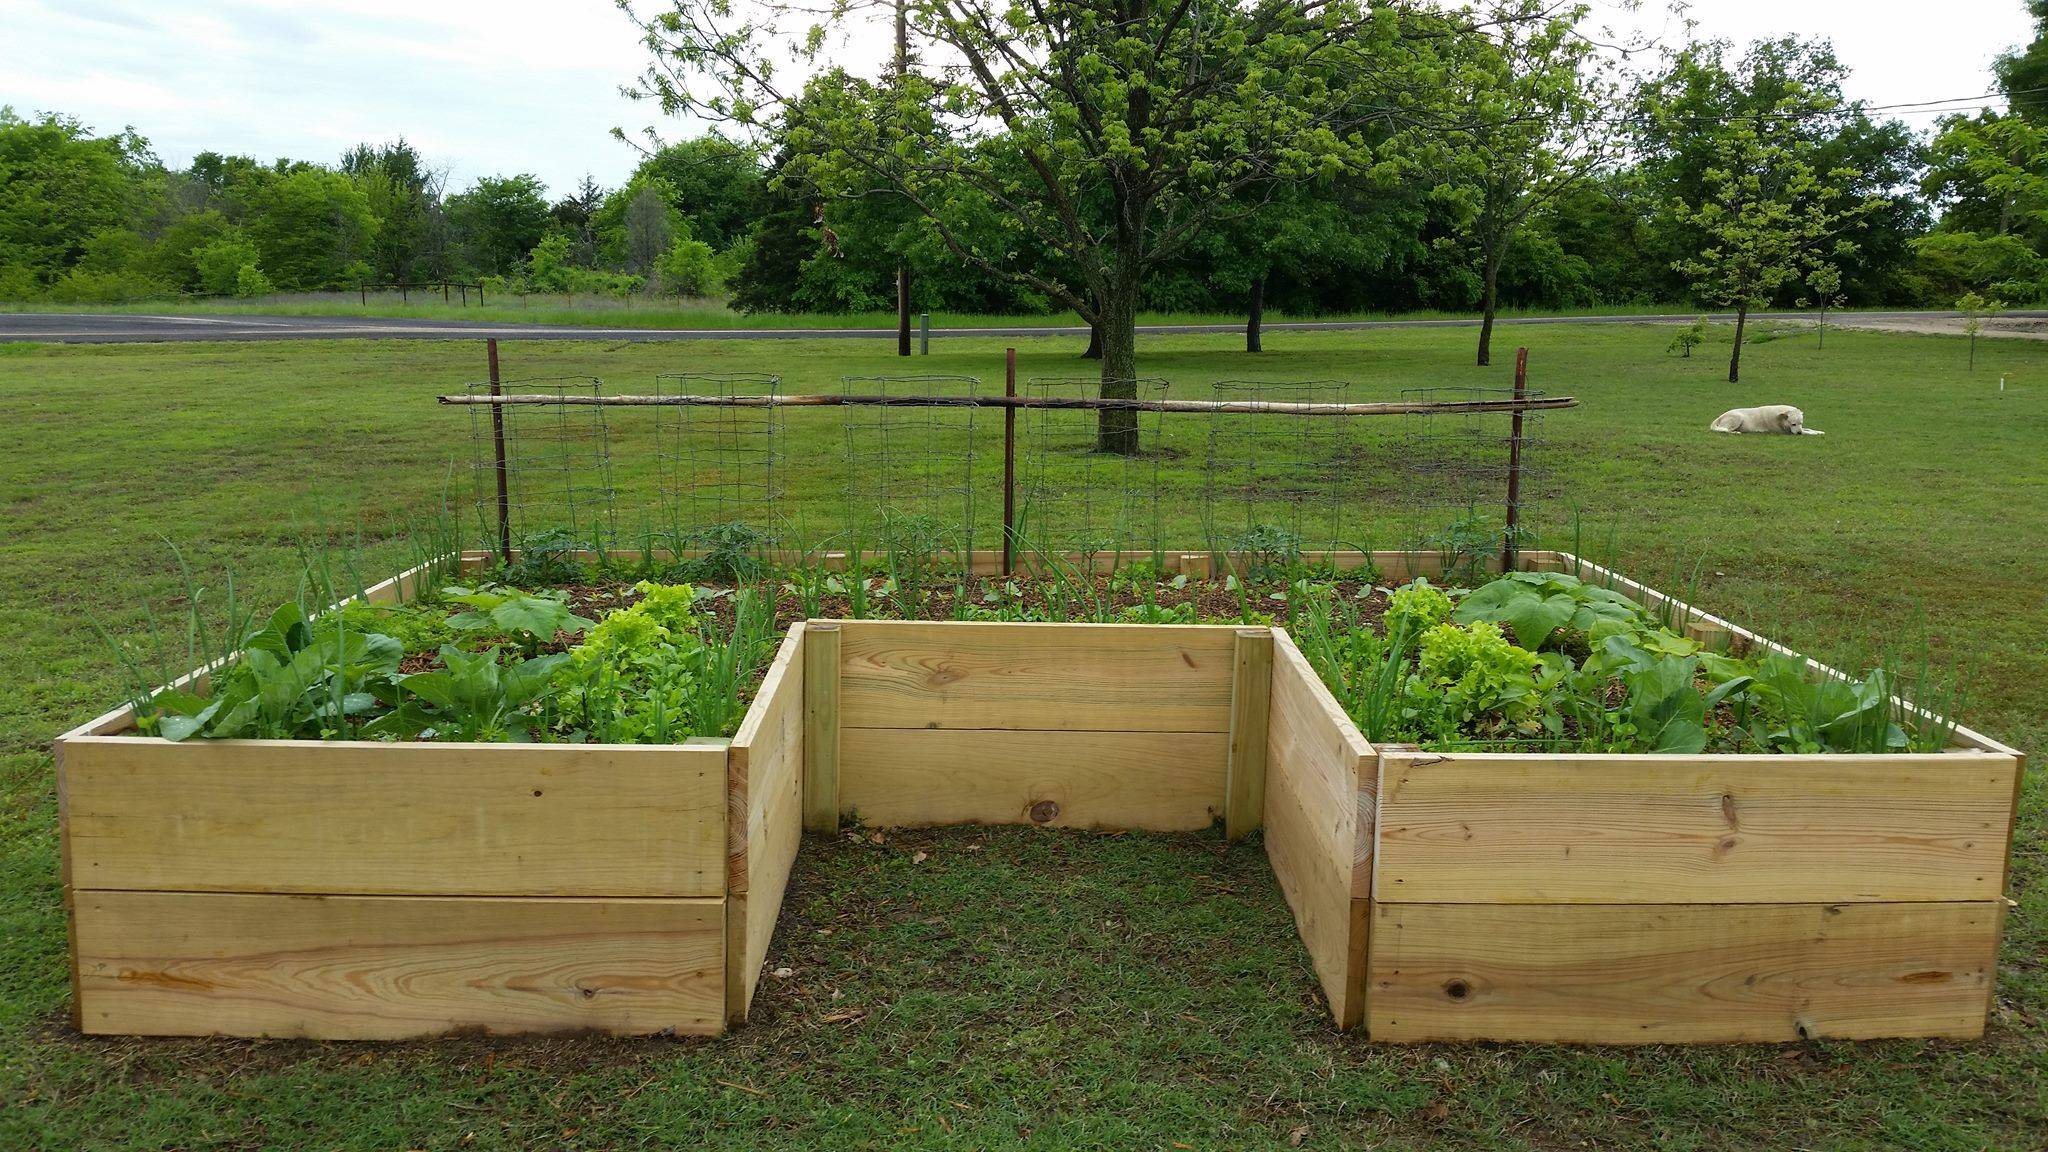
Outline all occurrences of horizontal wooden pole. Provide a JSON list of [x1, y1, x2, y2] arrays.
[[437, 393, 1578, 417]]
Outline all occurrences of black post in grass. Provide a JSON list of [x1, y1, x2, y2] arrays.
[[1002, 347, 1018, 578], [488, 339, 513, 565], [1502, 346, 1528, 574]]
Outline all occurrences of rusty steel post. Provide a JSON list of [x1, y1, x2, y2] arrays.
[[1002, 347, 1017, 577], [488, 339, 512, 565], [1502, 346, 1528, 574]]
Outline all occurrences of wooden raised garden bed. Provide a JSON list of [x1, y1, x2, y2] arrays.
[[56, 559, 805, 1039], [56, 550, 2022, 1043]]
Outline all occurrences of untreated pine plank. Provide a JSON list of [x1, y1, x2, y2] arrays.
[[803, 623, 841, 833], [1373, 753, 2019, 904], [730, 624, 805, 894], [727, 628, 807, 1024], [1261, 629, 1371, 1028], [1368, 901, 2001, 1043], [1264, 632, 1373, 893], [839, 728, 1227, 830], [1264, 751, 1369, 1028], [61, 738, 727, 897], [72, 892, 727, 1039], [834, 620, 1238, 732], [726, 730, 803, 1024], [1224, 628, 1274, 840]]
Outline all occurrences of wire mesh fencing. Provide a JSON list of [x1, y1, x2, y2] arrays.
[[462, 375, 616, 551], [1012, 377, 1170, 564], [1397, 383, 1547, 574], [651, 372, 783, 546], [835, 375, 983, 565], [454, 367, 1553, 576]]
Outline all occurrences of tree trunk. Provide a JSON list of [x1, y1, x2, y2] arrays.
[[1818, 304, 1826, 350], [1729, 305, 1747, 384], [1476, 252, 1501, 367], [1246, 276, 1265, 353], [1096, 277, 1140, 455], [1082, 321, 1102, 359]]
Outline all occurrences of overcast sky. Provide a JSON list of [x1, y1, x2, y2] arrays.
[[0, 0, 2037, 198]]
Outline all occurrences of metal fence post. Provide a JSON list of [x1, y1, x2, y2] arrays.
[[1002, 347, 1018, 577], [1502, 346, 1529, 573], [488, 339, 512, 565]]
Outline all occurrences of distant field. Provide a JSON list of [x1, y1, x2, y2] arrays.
[[1, 321, 2042, 1149]]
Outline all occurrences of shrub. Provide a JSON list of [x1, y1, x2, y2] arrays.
[[656, 236, 722, 296], [1667, 316, 1708, 357], [233, 262, 274, 298], [193, 236, 266, 296]]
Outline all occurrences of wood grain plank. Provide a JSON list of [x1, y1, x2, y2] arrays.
[[62, 738, 726, 897], [726, 628, 806, 1022], [1262, 630, 1371, 1028], [1368, 901, 2000, 1043], [1374, 753, 2018, 904], [803, 623, 841, 833], [73, 892, 725, 1039], [727, 738, 803, 1024], [730, 624, 804, 894], [1224, 629, 1274, 839], [839, 727, 1226, 830], [834, 620, 1237, 732]]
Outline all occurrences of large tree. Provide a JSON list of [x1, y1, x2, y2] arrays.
[[1668, 90, 1875, 383], [446, 174, 552, 277], [241, 167, 377, 289], [0, 109, 157, 290], [621, 0, 1453, 453], [342, 139, 442, 285], [1438, 0, 1618, 366], [619, 135, 764, 249]]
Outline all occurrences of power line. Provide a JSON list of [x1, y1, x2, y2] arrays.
[[1563, 86, 2048, 131]]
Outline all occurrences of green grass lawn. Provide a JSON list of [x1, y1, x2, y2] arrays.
[[1, 321, 2042, 1149]]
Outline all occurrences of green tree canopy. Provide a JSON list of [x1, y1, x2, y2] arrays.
[[241, 168, 377, 290], [447, 174, 551, 277], [0, 108, 157, 287], [624, 0, 1453, 452]]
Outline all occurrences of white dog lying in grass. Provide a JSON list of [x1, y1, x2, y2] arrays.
[[1711, 405, 1824, 435]]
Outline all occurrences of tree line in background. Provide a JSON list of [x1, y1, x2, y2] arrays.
[[6, 3, 2048, 359], [0, 119, 754, 304]]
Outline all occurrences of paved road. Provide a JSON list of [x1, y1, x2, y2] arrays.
[[0, 309, 2032, 344]]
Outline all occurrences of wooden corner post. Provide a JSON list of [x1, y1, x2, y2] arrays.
[[802, 623, 842, 832], [1225, 628, 1274, 839]]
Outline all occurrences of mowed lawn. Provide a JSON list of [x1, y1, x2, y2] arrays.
[[0, 321, 2042, 1150]]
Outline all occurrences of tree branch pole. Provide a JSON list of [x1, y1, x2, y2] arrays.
[[440, 393, 1577, 417]]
